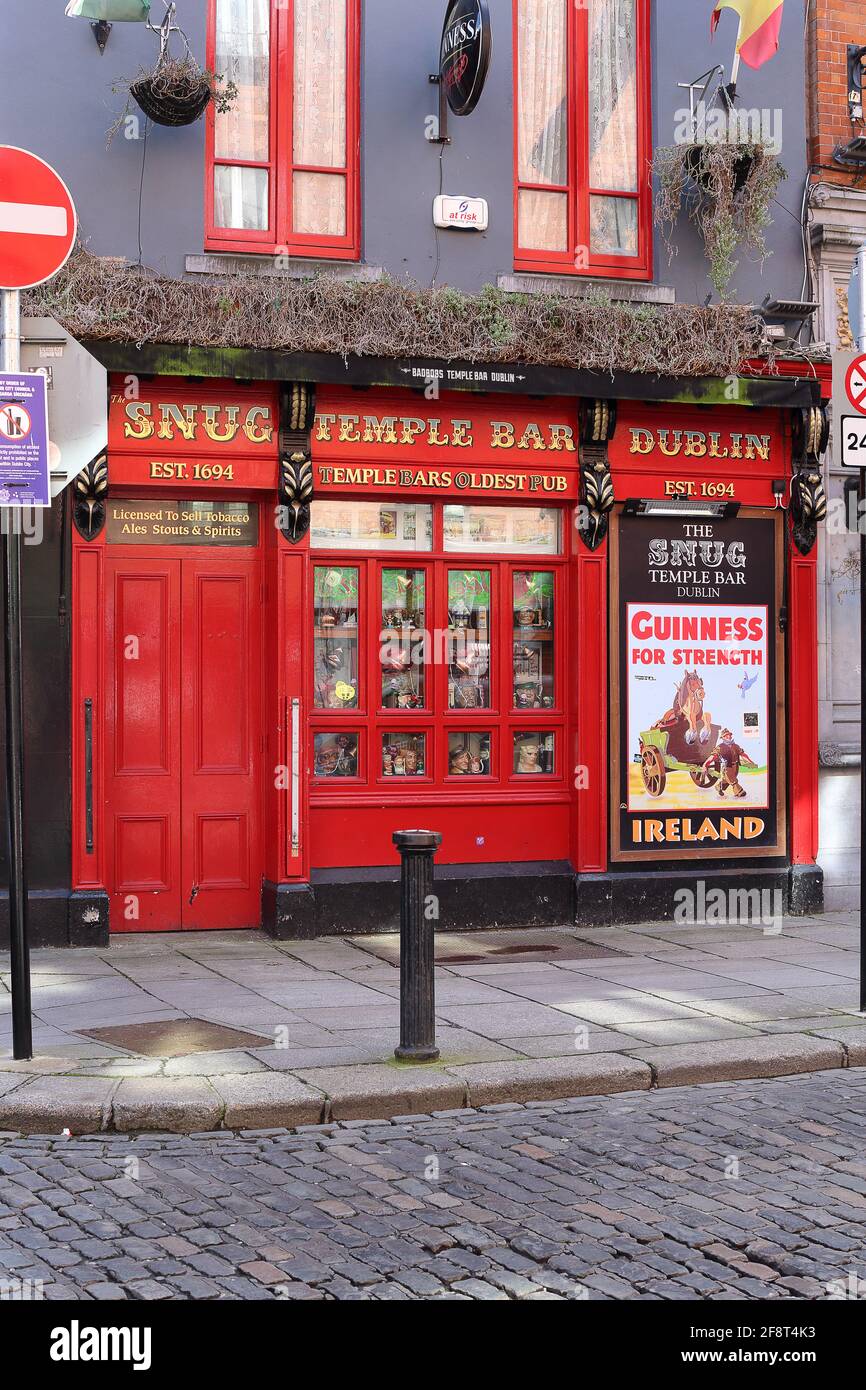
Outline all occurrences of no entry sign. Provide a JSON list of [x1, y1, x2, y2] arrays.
[[844, 353, 866, 416], [0, 146, 77, 291]]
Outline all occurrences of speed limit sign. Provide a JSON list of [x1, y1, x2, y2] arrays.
[[841, 415, 866, 468]]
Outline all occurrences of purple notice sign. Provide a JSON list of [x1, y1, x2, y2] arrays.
[[0, 371, 50, 508]]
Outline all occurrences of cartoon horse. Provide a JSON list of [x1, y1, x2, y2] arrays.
[[653, 670, 713, 746]]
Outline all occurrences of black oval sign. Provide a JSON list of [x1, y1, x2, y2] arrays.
[[440, 0, 491, 117]]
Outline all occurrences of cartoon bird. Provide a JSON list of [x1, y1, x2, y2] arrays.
[[738, 672, 758, 699]]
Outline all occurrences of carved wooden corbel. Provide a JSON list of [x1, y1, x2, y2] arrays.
[[278, 382, 315, 544], [577, 399, 617, 551], [72, 451, 108, 541], [789, 404, 828, 557]]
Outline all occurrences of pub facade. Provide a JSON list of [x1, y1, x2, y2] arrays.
[[63, 374, 825, 940], [0, 0, 829, 943]]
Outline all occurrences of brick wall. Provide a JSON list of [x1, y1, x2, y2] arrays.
[[807, 0, 866, 179]]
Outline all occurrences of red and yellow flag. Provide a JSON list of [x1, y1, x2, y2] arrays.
[[711, 0, 784, 70]]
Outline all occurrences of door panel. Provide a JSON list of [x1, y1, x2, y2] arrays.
[[105, 551, 263, 932], [181, 560, 262, 929], [105, 559, 182, 931]]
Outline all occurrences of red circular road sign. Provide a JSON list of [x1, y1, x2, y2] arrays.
[[845, 353, 866, 417], [0, 146, 77, 291]]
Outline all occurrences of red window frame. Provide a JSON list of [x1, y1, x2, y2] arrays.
[[513, 0, 652, 281], [205, 0, 361, 260], [308, 504, 569, 796]]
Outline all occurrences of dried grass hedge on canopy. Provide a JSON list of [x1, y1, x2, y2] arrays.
[[26, 249, 769, 379]]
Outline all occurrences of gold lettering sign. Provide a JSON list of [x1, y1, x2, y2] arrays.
[[149, 461, 235, 481], [629, 426, 771, 461], [663, 479, 735, 498], [121, 401, 274, 445], [106, 499, 258, 546], [316, 464, 569, 493], [315, 413, 577, 452]]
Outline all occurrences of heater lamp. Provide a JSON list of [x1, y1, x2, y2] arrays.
[[623, 497, 740, 520]]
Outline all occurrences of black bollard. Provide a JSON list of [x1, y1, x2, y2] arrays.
[[393, 829, 442, 1062]]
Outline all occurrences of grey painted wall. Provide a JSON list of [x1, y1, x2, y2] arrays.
[[0, 0, 807, 301]]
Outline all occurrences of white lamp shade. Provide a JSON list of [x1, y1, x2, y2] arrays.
[[65, 0, 151, 20]]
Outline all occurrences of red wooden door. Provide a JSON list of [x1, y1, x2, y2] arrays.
[[180, 559, 262, 929], [105, 554, 263, 931]]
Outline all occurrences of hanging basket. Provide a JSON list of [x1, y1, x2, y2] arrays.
[[130, 57, 212, 126], [127, 4, 220, 128]]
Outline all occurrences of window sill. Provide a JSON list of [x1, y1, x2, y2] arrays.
[[498, 272, 675, 304], [187, 253, 383, 281]]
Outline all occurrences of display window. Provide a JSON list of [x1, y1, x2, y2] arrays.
[[311, 500, 433, 551], [443, 504, 560, 554], [314, 731, 361, 779], [308, 499, 568, 795], [513, 731, 556, 776], [313, 564, 360, 710], [381, 731, 428, 778]]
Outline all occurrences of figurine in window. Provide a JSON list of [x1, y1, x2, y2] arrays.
[[514, 683, 542, 708], [449, 747, 472, 775], [449, 597, 471, 629], [517, 740, 541, 774], [334, 734, 357, 777]]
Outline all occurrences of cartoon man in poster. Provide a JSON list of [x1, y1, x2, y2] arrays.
[[701, 727, 757, 798]]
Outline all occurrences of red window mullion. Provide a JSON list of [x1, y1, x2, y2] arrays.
[[496, 562, 510, 721], [275, 0, 292, 249], [570, 0, 584, 275], [432, 556, 447, 737]]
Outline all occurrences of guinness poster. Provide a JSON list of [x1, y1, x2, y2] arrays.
[[611, 512, 785, 862]]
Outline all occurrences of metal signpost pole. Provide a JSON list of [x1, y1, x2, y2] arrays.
[[0, 286, 31, 1059], [851, 244, 866, 1013], [861, 457, 865, 1014], [0, 145, 77, 1061]]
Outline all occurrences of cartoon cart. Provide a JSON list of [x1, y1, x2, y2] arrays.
[[638, 720, 721, 798]]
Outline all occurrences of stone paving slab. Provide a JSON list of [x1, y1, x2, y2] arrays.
[[112, 1078, 222, 1134], [294, 1063, 466, 1121], [445, 1053, 651, 1106], [0, 912, 863, 1132], [209, 1073, 325, 1129], [0, 1075, 117, 1135], [810, 1024, 866, 1064], [626, 1034, 846, 1087]]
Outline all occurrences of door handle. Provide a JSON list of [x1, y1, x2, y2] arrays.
[[84, 698, 94, 854], [290, 697, 300, 858], [189, 884, 199, 905]]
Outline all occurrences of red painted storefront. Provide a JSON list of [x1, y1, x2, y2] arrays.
[[70, 379, 820, 934]]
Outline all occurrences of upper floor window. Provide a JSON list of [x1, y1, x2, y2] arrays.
[[206, 0, 360, 259], [514, 0, 651, 280]]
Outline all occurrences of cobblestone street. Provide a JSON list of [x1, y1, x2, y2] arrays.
[[2, 1070, 866, 1301]]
